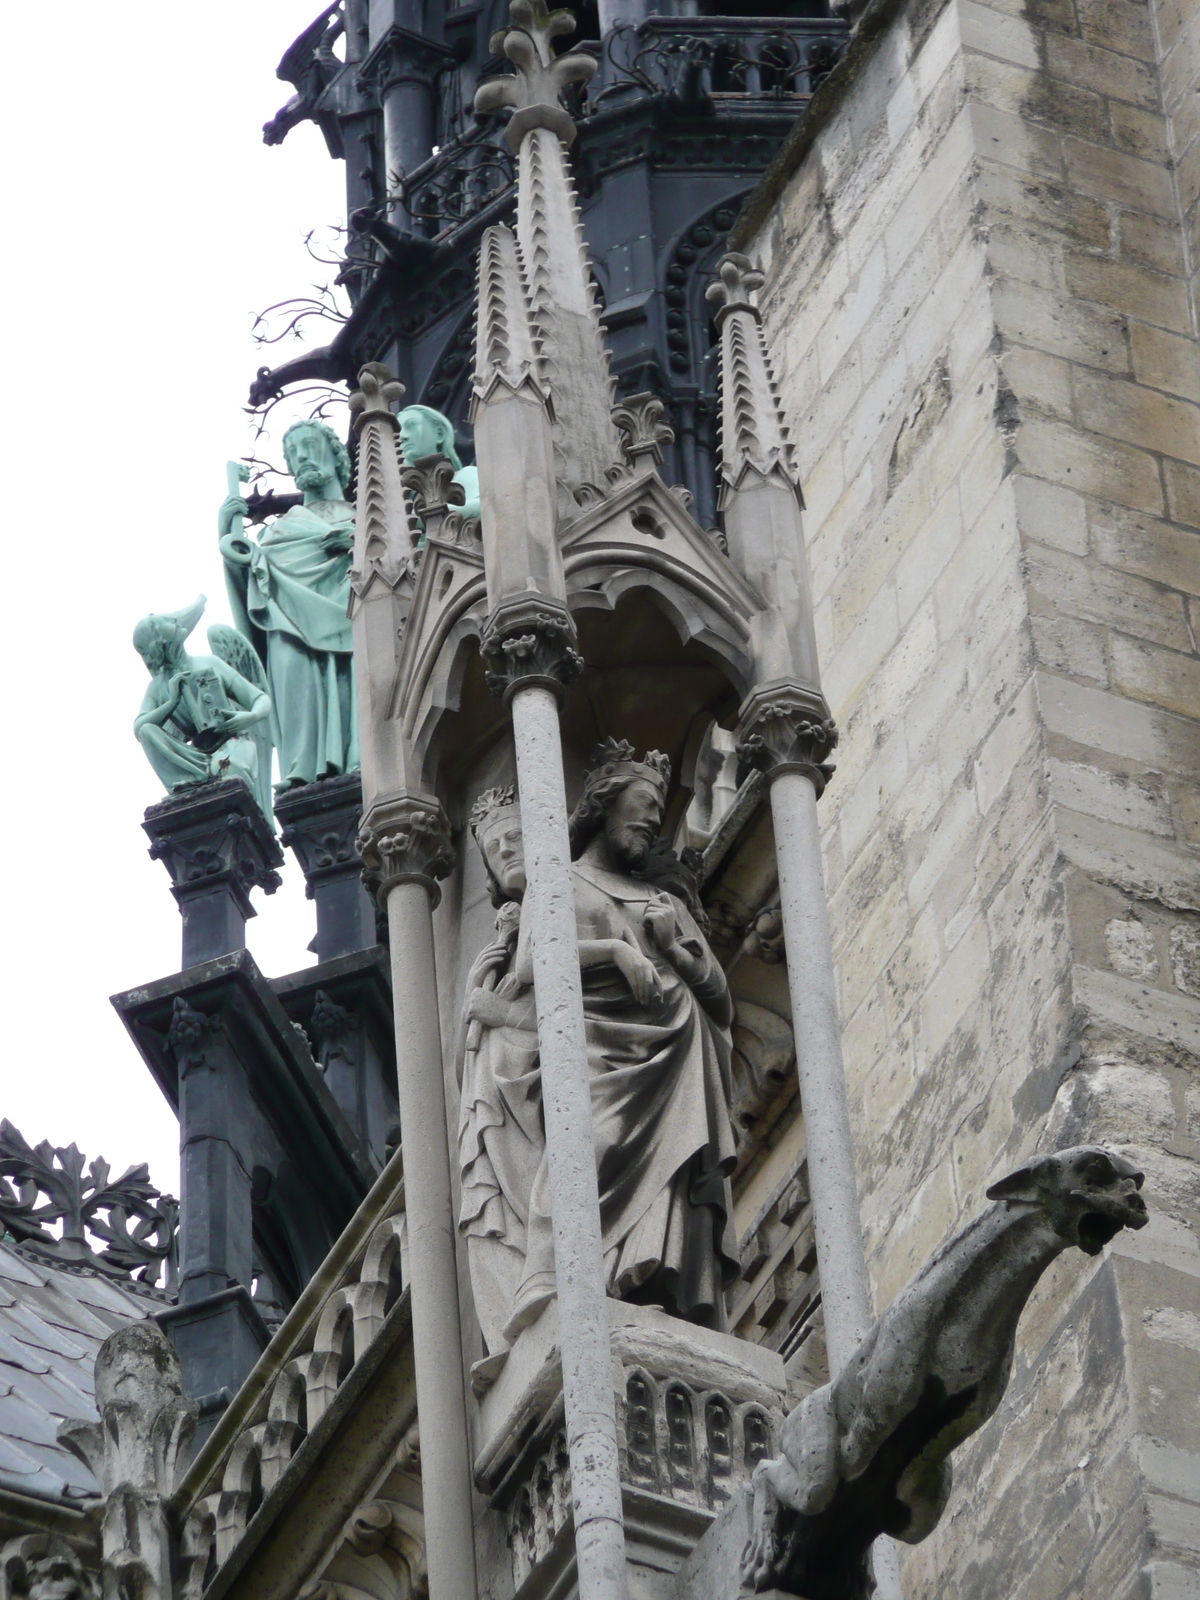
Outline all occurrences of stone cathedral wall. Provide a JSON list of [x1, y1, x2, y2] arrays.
[[743, 0, 1200, 1591]]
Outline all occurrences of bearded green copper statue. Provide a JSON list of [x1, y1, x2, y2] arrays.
[[219, 420, 358, 791], [133, 597, 276, 824], [398, 405, 480, 520]]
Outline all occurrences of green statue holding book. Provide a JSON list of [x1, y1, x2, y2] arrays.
[[133, 597, 277, 826]]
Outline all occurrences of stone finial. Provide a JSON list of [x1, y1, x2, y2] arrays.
[[59, 1322, 198, 1600], [611, 392, 675, 470], [349, 361, 406, 435], [707, 251, 796, 499], [474, 0, 597, 152], [704, 250, 766, 323]]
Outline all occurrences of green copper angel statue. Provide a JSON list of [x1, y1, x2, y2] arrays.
[[133, 597, 276, 825], [218, 420, 358, 791]]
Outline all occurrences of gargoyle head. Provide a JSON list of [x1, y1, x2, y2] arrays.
[[986, 1145, 1149, 1256]]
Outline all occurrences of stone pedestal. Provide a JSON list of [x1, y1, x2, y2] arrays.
[[275, 773, 379, 963], [156, 1286, 271, 1451], [143, 779, 283, 969], [474, 1302, 787, 1599]]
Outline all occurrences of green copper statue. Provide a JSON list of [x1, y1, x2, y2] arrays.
[[219, 421, 359, 791], [133, 597, 276, 825], [399, 406, 480, 520]]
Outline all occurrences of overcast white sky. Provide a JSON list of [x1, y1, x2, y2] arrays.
[[1, 3, 350, 1197]]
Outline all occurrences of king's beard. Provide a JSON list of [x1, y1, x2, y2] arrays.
[[608, 822, 655, 871]]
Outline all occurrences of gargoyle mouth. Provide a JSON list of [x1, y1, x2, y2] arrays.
[[1077, 1193, 1148, 1255]]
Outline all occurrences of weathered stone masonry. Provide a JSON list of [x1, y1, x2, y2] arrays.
[[735, 0, 1200, 1590]]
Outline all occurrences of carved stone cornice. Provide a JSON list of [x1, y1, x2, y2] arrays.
[[736, 683, 839, 799], [479, 598, 584, 706], [707, 252, 799, 504], [357, 794, 455, 908], [474, 0, 597, 153], [142, 779, 284, 920], [612, 391, 674, 470], [357, 23, 455, 96]]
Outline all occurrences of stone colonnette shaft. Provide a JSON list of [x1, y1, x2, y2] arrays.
[[385, 879, 478, 1600], [510, 684, 629, 1600], [770, 769, 903, 1599]]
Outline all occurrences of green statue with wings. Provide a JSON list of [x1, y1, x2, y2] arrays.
[[132, 596, 277, 828]]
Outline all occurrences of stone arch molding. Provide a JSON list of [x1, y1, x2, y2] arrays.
[[397, 466, 762, 778]]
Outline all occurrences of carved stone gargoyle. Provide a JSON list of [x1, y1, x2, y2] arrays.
[[742, 1146, 1149, 1599]]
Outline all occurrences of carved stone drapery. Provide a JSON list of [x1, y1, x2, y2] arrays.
[[356, 796, 455, 909]]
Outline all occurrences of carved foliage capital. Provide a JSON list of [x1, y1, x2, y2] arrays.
[[275, 775, 365, 891], [480, 602, 583, 704], [357, 798, 455, 908], [736, 689, 839, 798]]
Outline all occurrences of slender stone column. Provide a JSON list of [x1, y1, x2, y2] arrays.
[[770, 771, 870, 1366], [358, 807, 478, 1600], [349, 362, 479, 1600], [708, 248, 903, 1597], [508, 683, 628, 1600]]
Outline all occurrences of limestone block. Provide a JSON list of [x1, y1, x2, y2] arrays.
[[1090, 506, 1200, 595], [1166, 458, 1200, 526], [1110, 635, 1200, 722], [1064, 252, 1193, 336], [1118, 208, 1190, 277], [1106, 918, 1162, 980], [1040, 673, 1200, 773], [1044, 33, 1159, 108], [1170, 926, 1200, 998], [1027, 543, 1192, 650]]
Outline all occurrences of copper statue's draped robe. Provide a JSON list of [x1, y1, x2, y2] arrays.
[[224, 501, 358, 787], [458, 861, 740, 1350]]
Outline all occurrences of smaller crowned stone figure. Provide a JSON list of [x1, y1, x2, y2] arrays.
[[132, 597, 276, 824], [399, 406, 480, 520]]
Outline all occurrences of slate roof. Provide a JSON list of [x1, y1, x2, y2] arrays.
[[0, 1237, 170, 1504]]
